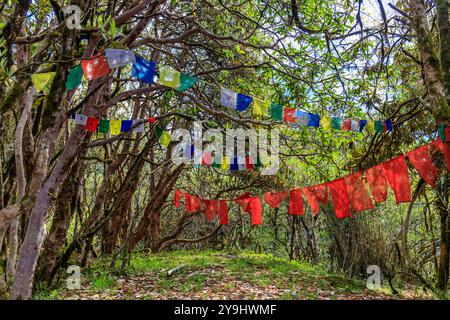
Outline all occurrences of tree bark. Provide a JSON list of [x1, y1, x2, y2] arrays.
[[408, 0, 450, 293], [37, 159, 83, 285]]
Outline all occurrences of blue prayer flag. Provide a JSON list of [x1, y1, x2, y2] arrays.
[[230, 157, 239, 171], [121, 120, 133, 132], [132, 56, 156, 84], [307, 113, 320, 127], [236, 93, 253, 112], [359, 120, 367, 132], [384, 120, 393, 132]]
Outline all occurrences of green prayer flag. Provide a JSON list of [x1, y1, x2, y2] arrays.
[[176, 73, 197, 92], [255, 156, 263, 169], [212, 161, 221, 168], [98, 119, 110, 134], [374, 120, 384, 133], [438, 124, 446, 142], [270, 103, 283, 121], [65, 65, 83, 90], [331, 117, 341, 130]]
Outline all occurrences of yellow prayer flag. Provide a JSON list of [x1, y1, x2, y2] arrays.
[[321, 116, 332, 130], [253, 98, 270, 116], [260, 154, 271, 166], [221, 156, 230, 170], [31, 72, 56, 93], [159, 131, 172, 147], [159, 67, 180, 89], [110, 120, 122, 135], [366, 120, 375, 133]]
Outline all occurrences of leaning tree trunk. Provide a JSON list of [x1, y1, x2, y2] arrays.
[[36, 158, 84, 285]]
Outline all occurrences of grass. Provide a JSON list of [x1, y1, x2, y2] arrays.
[[91, 272, 117, 291], [32, 249, 431, 300]]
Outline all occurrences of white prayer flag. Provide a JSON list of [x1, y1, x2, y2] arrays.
[[220, 88, 237, 108], [105, 49, 136, 69], [132, 119, 145, 133], [295, 110, 309, 126], [238, 157, 246, 170], [350, 119, 360, 132], [74, 113, 88, 125]]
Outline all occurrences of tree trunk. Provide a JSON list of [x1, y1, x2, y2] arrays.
[[37, 160, 83, 285], [408, 0, 450, 294]]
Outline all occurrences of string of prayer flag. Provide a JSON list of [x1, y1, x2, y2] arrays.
[[60, 48, 399, 137], [174, 140, 449, 225]]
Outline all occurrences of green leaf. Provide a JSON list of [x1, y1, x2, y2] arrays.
[[110, 19, 116, 38]]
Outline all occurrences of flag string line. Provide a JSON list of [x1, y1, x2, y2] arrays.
[[174, 139, 450, 221], [44, 48, 398, 135], [177, 139, 446, 201]]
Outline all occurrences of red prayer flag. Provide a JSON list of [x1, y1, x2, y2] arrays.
[[381, 155, 412, 204], [81, 55, 110, 80], [174, 190, 181, 207], [249, 197, 262, 225], [218, 200, 229, 225], [312, 184, 328, 204], [328, 178, 352, 219], [184, 193, 202, 213], [235, 196, 262, 225], [148, 117, 156, 124], [302, 187, 319, 214], [283, 107, 296, 123], [264, 191, 289, 208], [302, 184, 328, 215], [407, 144, 439, 187], [85, 117, 99, 132], [365, 164, 388, 203], [245, 156, 254, 170], [303, 184, 326, 215], [445, 125, 450, 141], [341, 119, 351, 131], [431, 139, 450, 172], [202, 151, 213, 166], [344, 172, 374, 212], [288, 189, 304, 215], [234, 192, 252, 212], [204, 200, 218, 221]]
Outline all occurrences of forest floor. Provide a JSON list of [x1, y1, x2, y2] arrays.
[[34, 250, 433, 300]]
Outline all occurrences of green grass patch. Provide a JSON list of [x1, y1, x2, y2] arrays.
[[91, 272, 116, 291]]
